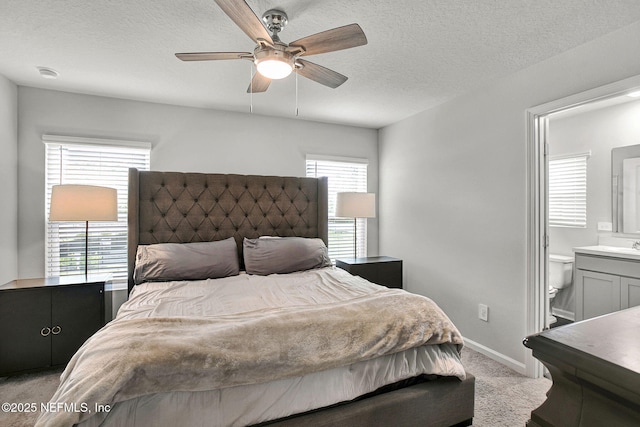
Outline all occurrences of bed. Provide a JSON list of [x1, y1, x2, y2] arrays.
[[36, 169, 475, 427]]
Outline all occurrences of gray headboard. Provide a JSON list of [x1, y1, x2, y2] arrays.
[[127, 169, 329, 292]]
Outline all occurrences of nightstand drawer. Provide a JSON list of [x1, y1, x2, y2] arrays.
[[336, 256, 403, 288]]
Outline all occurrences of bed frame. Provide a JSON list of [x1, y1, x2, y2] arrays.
[[127, 168, 475, 426]]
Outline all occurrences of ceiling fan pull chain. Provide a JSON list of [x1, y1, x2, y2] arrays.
[[295, 70, 299, 117], [249, 64, 253, 114]]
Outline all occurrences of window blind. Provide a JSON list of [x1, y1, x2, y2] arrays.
[[44, 136, 151, 284], [306, 156, 368, 260], [548, 153, 589, 228]]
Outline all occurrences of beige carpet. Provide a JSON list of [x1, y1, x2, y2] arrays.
[[461, 349, 550, 426], [0, 348, 549, 426], [0, 366, 63, 427]]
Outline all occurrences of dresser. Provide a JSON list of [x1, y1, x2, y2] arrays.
[[0, 275, 107, 376], [524, 306, 640, 426], [335, 256, 403, 288]]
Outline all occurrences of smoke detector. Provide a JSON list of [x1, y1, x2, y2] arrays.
[[37, 67, 59, 79]]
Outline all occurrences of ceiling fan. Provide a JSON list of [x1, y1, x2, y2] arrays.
[[175, 0, 368, 93]]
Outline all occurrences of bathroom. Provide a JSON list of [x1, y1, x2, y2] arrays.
[[547, 92, 640, 326]]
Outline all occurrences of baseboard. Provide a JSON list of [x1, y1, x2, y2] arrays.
[[551, 308, 575, 321], [463, 337, 527, 375]]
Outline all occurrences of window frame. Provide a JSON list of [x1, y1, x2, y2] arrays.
[[548, 151, 590, 228], [43, 135, 151, 284], [306, 155, 369, 260]]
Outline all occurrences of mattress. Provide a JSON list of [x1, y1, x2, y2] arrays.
[[48, 267, 466, 426]]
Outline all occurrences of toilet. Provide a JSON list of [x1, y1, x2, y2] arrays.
[[548, 254, 574, 322]]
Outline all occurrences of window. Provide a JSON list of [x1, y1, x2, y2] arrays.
[[306, 156, 368, 260], [44, 135, 151, 284], [548, 152, 589, 228]]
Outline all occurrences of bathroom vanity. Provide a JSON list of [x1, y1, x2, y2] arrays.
[[573, 246, 640, 321]]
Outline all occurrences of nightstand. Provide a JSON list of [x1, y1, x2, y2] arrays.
[[336, 256, 403, 288], [0, 274, 108, 376]]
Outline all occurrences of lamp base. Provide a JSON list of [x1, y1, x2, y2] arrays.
[[353, 219, 358, 258], [84, 220, 89, 277]]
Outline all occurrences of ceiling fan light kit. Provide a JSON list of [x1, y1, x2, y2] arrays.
[[254, 43, 294, 80], [176, 0, 367, 93], [255, 55, 292, 80]]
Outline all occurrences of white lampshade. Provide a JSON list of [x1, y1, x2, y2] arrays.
[[335, 192, 376, 218], [49, 185, 118, 221]]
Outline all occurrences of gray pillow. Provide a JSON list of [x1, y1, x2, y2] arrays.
[[134, 237, 239, 284], [243, 237, 331, 275]]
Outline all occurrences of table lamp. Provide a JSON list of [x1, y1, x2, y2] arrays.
[[49, 184, 118, 277], [335, 192, 376, 257]]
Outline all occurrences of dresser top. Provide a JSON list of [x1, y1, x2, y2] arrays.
[[0, 274, 111, 290], [525, 306, 640, 381]]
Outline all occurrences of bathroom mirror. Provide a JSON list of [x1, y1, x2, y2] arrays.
[[612, 143, 640, 234]]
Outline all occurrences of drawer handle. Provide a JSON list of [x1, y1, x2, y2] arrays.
[[40, 327, 51, 337], [51, 325, 61, 335]]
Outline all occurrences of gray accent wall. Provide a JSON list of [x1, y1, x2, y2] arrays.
[[378, 21, 640, 368], [0, 75, 18, 285], [17, 87, 378, 279]]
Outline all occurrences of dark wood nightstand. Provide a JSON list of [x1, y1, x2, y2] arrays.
[[0, 274, 108, 376], [336, 256, 403, 288]]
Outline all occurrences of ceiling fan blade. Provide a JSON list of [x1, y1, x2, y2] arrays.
[[296, 59, 348, 89], [175, 52, 252, 61], [214, 0, 273, 44], [247, 72, 271, 93], [288, 24, 367, 57]]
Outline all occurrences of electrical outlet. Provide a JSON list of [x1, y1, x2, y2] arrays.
[[478, 304, 489, 322], [597, 222, 613, 231]]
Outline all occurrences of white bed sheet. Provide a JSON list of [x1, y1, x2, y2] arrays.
[[79, 267, 465, 427]]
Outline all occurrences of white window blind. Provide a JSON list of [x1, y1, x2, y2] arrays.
[[44, 136, 151, 284], [306, 156, 368, 260], [548, 152, 589, 228]]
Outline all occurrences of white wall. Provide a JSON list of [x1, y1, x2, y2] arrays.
[[0, 74, 18, 285], [547, 99, 640, 316], [17, 87, 378, 279], [379, 21, 640, 368]]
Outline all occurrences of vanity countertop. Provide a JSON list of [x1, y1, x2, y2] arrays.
[[573, 245, 640, 261]]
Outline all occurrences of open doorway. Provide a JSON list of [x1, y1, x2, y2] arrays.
[[525, 75, 640, 378]]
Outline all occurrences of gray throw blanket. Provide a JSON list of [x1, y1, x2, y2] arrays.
[[36, 289, 463, 426]]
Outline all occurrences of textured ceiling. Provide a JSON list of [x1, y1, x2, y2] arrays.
[[2, 0, 640, 129]]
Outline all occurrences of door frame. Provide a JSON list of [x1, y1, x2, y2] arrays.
[[525, 74, 640, 378]]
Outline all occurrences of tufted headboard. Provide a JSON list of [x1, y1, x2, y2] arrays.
[[127, 168, 328, 292]]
